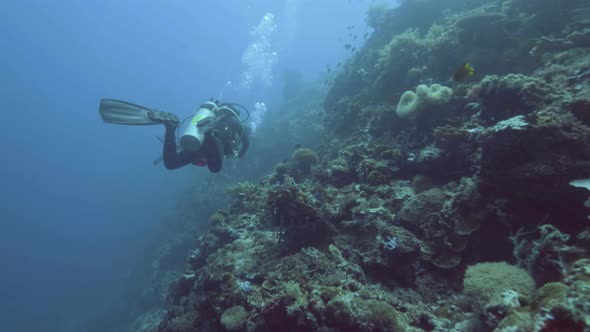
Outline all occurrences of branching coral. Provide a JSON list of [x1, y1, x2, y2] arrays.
[[510, 224, 587, 285]]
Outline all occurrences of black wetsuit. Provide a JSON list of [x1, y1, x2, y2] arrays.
[[163, 115, 249, 172]]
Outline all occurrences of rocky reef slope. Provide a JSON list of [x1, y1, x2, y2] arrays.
[[157, 0, 590, 331]]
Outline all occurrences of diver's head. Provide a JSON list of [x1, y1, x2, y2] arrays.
[[208, 100, 250, 122], [218, 104, 240, 118], [228, 104, 240, 116]]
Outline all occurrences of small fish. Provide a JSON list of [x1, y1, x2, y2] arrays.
[[344, 43, 352, 50], [350, 47, 356, 53], [453, 63, 475, 82], [353, 35, 358, 40], [327, 67, 331, 73], [363, 32, 369, 39], [336, 62, 342, 67]]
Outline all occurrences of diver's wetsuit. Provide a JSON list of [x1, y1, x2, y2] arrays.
[[163, 115, 249, 173]]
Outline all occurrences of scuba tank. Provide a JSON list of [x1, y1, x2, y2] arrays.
[[180, 99, 248, 153], [180, 101, 218, 152]]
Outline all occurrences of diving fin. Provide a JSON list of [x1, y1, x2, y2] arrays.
[[99, 99, 178, 125]]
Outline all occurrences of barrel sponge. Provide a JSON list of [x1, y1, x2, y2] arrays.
[[396, 90, 420, 119], [426, 84, 453, 105], [396, 84, 453, 119]]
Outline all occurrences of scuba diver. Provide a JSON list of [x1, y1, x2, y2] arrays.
[[99, 98, 250, 173]]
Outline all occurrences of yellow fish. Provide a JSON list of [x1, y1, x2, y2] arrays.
[[453, 63, 475, 82]]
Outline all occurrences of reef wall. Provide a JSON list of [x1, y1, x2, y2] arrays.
[[156, 0, 590, 331]]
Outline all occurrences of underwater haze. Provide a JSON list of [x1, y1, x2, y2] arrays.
[[0, 1, 391, 331], [4, 0, 590, 331]]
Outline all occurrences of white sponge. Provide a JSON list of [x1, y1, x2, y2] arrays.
[[396, 84, 453, 119]]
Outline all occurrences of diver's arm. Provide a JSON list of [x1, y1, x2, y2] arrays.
[[163, 124, 193, 170]]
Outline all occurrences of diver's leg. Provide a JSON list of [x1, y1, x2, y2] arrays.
[[163, 124, 192, 170], [206, 135, 224, 173]]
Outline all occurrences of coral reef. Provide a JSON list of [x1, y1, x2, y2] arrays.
[[152, 0, 590, 331]]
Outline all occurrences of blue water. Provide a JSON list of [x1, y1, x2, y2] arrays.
[[0, 1, 395, 331]]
